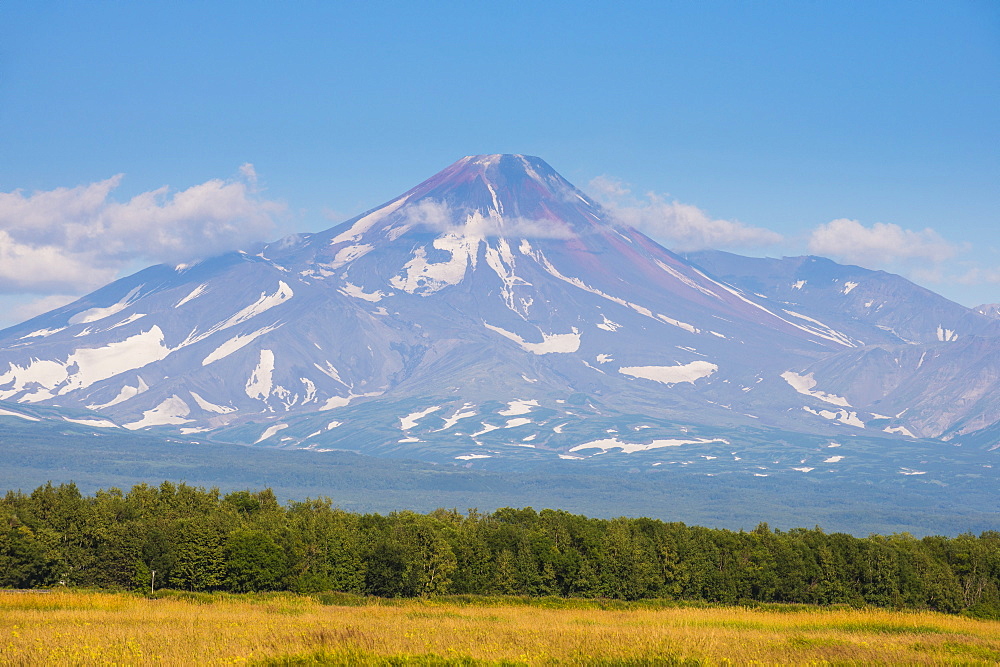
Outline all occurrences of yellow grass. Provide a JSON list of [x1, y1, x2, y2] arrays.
[[1, 590, 999, 665]]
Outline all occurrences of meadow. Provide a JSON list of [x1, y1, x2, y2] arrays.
[[2, 590, 999, 665]]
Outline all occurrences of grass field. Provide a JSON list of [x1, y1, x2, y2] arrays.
[[1, 590, 999, 664]]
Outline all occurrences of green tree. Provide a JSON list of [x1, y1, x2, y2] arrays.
[[224, 529, 287, 592], [0, 524, 55, 588], [168, 517, 225, 591]]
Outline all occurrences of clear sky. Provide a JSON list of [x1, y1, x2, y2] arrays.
[[1, 1, 997, 327]]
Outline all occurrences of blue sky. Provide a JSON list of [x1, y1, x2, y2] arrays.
[[1, 1, 997, 326]]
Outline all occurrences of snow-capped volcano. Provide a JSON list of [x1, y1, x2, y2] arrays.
[[0, 155, 997, 471]]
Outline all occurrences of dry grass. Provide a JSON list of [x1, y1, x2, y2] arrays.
[[1, 590, 998, 664]]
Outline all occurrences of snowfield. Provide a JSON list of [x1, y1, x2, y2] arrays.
[[619, 361, 717, 385]]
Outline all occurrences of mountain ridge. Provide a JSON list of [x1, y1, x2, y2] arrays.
[[0, 155, 996, 478]]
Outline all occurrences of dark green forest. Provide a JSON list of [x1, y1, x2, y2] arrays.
[[2, 481, 998, 617]]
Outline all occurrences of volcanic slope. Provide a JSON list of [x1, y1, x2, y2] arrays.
[[688, 250, 1000, 441], [0, 155, 995, 475]]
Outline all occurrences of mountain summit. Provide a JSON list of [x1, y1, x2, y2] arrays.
[[0, 156, 997, 476], [383, 154, 606, 231]]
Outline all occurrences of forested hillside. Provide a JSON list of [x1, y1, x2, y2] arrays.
[[2, 482, 998, 617]]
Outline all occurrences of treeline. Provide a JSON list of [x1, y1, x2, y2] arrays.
[[1, 482, 999, 615]]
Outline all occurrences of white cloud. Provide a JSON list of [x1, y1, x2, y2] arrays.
[[9, 294, 79, 324], [401, 199, 454, 230], [588, 176, 783, 251], [0, 229, 119, 292], [499, 218, 575, 239], [588, 175, 631, 200], [807, 218, 958, 267], [238, 162, 258, 187], [0, 166, 284, 294], [951, 266, 1000, 285], [401, 199, 573, 239]]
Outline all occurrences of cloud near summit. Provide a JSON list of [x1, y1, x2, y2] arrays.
[[807, 218, 959, 267], [399, 199, 574, 240], [588, 176, 783, 251], [0, 165, 284, 294]]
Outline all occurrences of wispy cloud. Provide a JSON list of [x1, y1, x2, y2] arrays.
[[953, 266, 1000, 285], [398, 199, 574, 239], [0, 229, 119, 293], [0, 165, 284, 294], [7, 294, 80, 325], [588, 176, 783, 251], [804, 218, 1000, 304], [807, 218, 959, 267], [399, 199, 453, 230]]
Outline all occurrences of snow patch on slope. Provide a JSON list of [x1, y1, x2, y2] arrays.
[[0, 408, 40, 421], [692, 266, 855, 347], [390, 210, 501, 295], [339, 282, 388, 302], [803, 406, 865, 428], [87, 376, 149, 410], [110, 313, 146, 330], [936, 325, 958, 342], [123, 395, 192, 429], [329, 244, 375, 269], [320, 391, 380, 410], [189, 391, 236, 414], [484, 239, 533, 317], [0, 327, 172, 402], [63, 327, 173, 395], [400, 405, 442, 430], [182, 282, 293, 347], [781, 371, 851, 407], [533, 252, 699, 335], [63, 416, 118, 428], [596, 315, 621, 331], [245, 350, 275, 400], [569, 436, 727, 454], [330, 196, 409, 245], [656, 314, 698, 334], [20, 327, 67, 340], [202, 324, 281, 366], [484, 323, 581, 354], [471, 423, 500, 437], [437, 403, 477, 431], [70, 286, 144, 325], [176, 284, 208, 308], [0, 359, 70, 401], [654, 259, 720, 299], [255, 422, 288, 443], [220, 281, 293, 330], [619, 361, 717, 385], [781, 310, 855, 346], [499, 399, 538, 416], [312, 361, 346, 386]]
